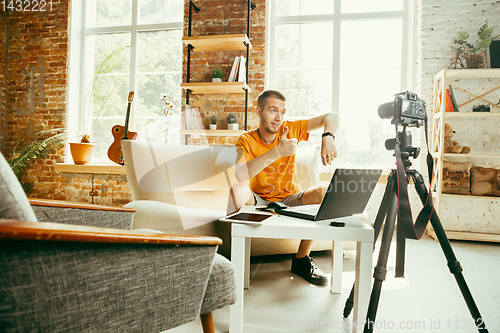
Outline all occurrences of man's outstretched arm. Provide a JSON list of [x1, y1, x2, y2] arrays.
[[307, 112, 339, 165]]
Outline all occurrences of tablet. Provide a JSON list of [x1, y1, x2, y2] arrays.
[[219, 211, 277, 225]]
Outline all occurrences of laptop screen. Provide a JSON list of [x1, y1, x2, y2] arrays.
[[315, 169, 382, 220]]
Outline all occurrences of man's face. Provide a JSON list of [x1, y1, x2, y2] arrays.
[[257, 97, 286, 135]]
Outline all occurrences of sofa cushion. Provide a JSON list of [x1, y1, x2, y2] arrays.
[[0, 153, 37, 222]]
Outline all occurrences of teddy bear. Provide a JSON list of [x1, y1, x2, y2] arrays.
[[443, 123, 471, 154]]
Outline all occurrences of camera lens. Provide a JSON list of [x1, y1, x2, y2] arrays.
[[378, 101, 394, 119]]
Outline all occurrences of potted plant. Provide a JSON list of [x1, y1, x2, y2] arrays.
[[451, 23, 499, 69], [227, 112, 239, 130], [210, 68, 224, 82], [70, 46, 129, 164], [207, 112, 218, 130], [7, 129, 67, 193]]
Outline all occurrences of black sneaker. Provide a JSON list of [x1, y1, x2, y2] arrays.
[[291, 255, 328, 286]]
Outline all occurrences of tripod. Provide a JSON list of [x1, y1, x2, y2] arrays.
[[342, 165, 488, 332]]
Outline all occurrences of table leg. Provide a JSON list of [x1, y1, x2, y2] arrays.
[[230, 236, 246, 333], [352, 241, 372, 333], [330, 241, 343, 294], [244, 237, 251, 289]]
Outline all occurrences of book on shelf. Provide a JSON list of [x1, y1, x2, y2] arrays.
[[448, 85, 459, 111], [228, 56, 240, 82], [445, 88, 455, 112], [237, 56, 246, 82]]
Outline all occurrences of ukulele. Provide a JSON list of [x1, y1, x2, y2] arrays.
[[107, 92, 139, 165]]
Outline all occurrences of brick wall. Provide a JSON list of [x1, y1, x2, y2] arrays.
[[182, 0, 265, 145], [0, 1, 131, 206]]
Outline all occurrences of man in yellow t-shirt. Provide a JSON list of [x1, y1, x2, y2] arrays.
[[228, 90, 339, 286]]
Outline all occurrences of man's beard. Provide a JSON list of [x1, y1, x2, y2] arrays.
[[261, 118, 280, 134]]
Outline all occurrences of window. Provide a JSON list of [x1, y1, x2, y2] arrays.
[[268, 0, 413, 169], [69, 0, 184, 162]]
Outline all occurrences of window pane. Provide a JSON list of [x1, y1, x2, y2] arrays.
[[136, 73, 182, 143], [342, 0, 403, 14], [276, 0, 333, 16], [86, 0, 132, 28], [84, 34, 131, 161], [138, 30, 183, 73], [139, 0, 184, 24], [136, 30, 183, 144], [338, 19, 402, 168], [274, 22, 333, 120], [275, 23, 333, 70]]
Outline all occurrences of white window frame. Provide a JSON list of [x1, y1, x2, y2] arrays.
[[265, 0, 417, 117], [67, 0, 184, 163]]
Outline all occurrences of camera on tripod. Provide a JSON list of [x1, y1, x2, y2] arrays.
[[378, 91, 427, 162], [378, 91, 426, 127]]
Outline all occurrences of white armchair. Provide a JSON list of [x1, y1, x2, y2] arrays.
[[122, 140, 333, 257]]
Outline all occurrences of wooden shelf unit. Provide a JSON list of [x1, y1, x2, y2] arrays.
[[430, 68, 500, 242], [181, 1, 255, 144]]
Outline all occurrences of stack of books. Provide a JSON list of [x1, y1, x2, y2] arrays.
[[228, 56, 246, 82]]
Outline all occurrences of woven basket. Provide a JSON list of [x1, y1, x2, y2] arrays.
[[466, 54, 485, 69]]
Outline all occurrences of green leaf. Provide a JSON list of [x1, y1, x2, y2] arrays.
[[457, 31, 469, 41], [478, 23, 492, 40], [478, 39, 492, 49]]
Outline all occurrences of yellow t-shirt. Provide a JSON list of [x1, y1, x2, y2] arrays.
[[235, 120, 309, 201]]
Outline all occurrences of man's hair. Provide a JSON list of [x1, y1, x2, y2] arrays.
[[257, 90, 286, 109]]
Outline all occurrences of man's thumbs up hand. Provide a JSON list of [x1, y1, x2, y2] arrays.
[[277, 126, 297, 157]]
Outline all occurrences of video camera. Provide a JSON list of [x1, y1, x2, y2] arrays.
[[378, 91, 426, 127]]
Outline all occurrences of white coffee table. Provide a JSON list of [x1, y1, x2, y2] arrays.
[[229, 206, 374, 333]]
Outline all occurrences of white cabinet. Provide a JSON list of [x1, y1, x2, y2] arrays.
[[430, 68, 500, 242]]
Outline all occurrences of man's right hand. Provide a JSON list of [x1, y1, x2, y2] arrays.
[[276, 126, 297, 157]]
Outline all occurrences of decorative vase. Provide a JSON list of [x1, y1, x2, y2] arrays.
[[212, 78, 222, 82], [465, 54, 485, 69], [69, 142, 96, 164], [228, 123, 239, 130], [210, 124, 217, 130]]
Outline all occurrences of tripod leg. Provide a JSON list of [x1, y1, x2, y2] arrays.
[[395, 216, 406, 277], [364, 189, 399, 333], [412, 175, 488, 332], [343, 172, 394, 318]]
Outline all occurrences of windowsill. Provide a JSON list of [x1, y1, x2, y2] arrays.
[[54, 163, 126, 175]]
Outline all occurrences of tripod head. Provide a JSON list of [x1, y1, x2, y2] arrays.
[[384, 125, 421, 170], [379, 91, 426, 171]]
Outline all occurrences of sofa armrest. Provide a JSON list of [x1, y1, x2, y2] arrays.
[[0, 220, 219, 332], [29, 198, 136, 230]]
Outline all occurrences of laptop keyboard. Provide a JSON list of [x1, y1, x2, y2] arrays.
[[288, 205, 319, 215]]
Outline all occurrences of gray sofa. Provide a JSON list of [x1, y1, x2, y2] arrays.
[[0, 152, 236, 332]]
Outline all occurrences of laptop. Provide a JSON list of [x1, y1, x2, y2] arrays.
[[275, 169, 382, 221]]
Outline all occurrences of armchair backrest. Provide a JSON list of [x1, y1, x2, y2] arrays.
[[0, 152, 37, 222]]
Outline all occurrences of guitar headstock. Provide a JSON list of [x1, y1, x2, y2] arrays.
[[128, 92, 134, 103]]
